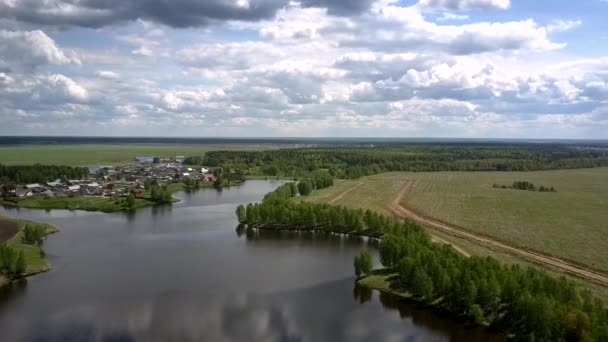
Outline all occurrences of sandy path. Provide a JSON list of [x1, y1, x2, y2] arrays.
[[327, 181, 363, 204], [389, 180, 608, 287]]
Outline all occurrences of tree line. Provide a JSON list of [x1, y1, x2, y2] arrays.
[[203, 144, 608, 179], [0, 164, 89, 184], [236, 183, 608, 341], [0, 244, 26, 279], [493, 181, 557, 192]]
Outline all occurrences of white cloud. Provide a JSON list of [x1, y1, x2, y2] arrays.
[[418, 0, 510, 11], [547, 19, 582, 33], [0, 29, 80, 71], [436, 12, 469, 21], [0, 1, 606, 138], [95, 70, 121, 81]]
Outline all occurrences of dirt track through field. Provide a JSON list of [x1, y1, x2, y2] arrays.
[[389, 180, 608, 287], [327, 182, 363, 204]]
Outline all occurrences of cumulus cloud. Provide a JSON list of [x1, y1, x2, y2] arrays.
[[0, 0, 376, 29], [95, 70, 121, 81], [0, 0, 606, 138], [418, 0, 510, 11], [0, 29, 79, 71]]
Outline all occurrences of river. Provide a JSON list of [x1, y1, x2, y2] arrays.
[[0, 180, 503, 342]]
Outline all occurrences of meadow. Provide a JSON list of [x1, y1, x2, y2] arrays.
[[0, 144, 275, 166], [303, 168, 608, 274]]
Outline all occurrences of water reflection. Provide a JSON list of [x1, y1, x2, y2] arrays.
[[0, 181, 504, 342]]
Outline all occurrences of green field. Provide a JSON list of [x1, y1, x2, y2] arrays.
[[303, 168, 608, 273], [0, 144, 274, 166], [0, 216, 59, 275]]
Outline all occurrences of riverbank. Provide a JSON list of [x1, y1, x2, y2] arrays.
[[0, 216, 59, 287], [0, 181, 225, 213]]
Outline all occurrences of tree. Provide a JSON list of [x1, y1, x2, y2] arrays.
[[236, 205, 247, 223], [126, 193, 135, 208], [469, 304, 485, 325], [354, 250, 373, 277], [15, 250, 26, 276], [297, 180, 313, 196], [214, 174, 224, 188]]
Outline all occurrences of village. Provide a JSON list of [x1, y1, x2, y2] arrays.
[[1, 156, 218, 200]]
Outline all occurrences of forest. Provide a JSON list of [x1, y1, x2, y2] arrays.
[[203, 144, 608, 179], [236, 182, 608, 341], [0, 164, 89, 184]]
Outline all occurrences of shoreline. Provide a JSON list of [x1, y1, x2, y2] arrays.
[[0, 180, 244, 213], [0, 218, 59, 288]]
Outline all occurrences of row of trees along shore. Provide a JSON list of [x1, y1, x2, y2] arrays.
[[236, 183, 608, 341], [204, 144, 608, 179]]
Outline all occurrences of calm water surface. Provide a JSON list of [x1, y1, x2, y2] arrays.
[[0, 180, 503, 342]]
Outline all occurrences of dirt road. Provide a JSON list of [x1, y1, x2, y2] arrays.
[[327, 181, 363, 205], [389, 180, 608, 287]]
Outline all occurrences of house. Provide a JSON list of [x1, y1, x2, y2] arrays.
[[47, 181, 61, 187], [88, 166, 101, 174], [175, 156, 185, 163], [135, 156, 155, 163], [16, 189, 33, 197], [87, 182, 100, 188], [201, 168, 209, 174], [182, 172, 191, 178], [105, 183, 116, 190], [130, 189, 145, 198], [2, 184, 17, 197], [68, 185, 81, 192], [202, 174, 217, 182], [25, 183, 43, 190]]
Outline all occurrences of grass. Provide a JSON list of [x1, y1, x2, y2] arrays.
[[304, 168, 608, 272], [0, 144, 275, 166], [303, 168, 608, 297], [0, 216, 59, 276]]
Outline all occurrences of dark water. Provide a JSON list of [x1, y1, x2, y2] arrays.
[[0, 181, 503, 342]]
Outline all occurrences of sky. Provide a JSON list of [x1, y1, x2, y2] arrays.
[[0, 0, 607, 138]]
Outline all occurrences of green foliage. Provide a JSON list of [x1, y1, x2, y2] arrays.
[[297, 180, 313, 196], [183, 177, 200, 189], [150, 185, 172, 203], [235, 205, 247, 223], [354, 250, 373, 277], [126, 194, 135, 208], [204, 144, 608, 180], [0, 243, 17, 277], [239, 183, 608, 341], [183, 156, 204, 165], [15, 250, 26, 275], [493, 181, 557, 192], [0, 164, 88, 184], [21, 224, 47, 245]]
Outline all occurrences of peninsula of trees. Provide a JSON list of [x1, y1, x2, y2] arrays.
[[236, 183, 608, 341]]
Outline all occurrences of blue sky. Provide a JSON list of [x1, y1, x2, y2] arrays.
[[0, 0, 607, 138]]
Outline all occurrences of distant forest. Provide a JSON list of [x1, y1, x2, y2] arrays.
[[202, 144, 608, 178]]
